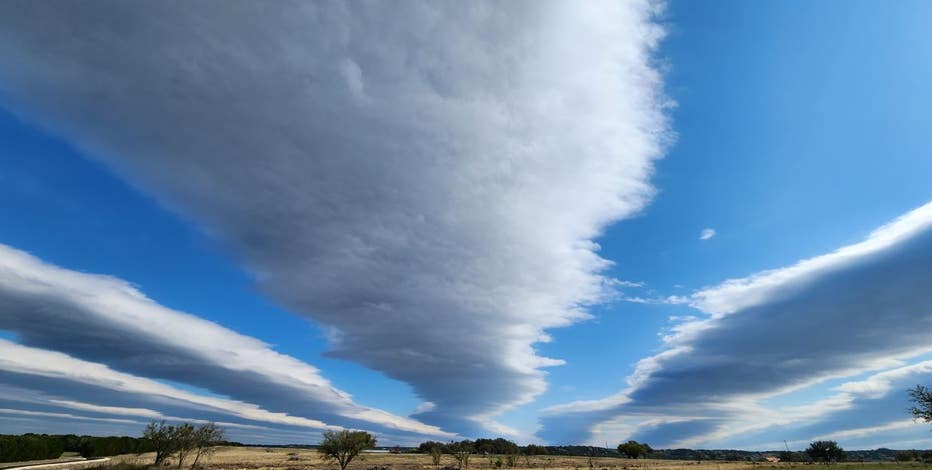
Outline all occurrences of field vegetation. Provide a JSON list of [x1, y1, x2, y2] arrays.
[[99, 446, 932, 470]]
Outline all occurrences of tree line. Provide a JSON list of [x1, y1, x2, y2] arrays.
[[0, 434, 156, 463], [0, 421, 226, 465], [416, 439, 533, 456]]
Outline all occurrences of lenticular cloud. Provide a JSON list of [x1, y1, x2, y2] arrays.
[[0, 0, 669, 434], [540, 202, 932, 446]]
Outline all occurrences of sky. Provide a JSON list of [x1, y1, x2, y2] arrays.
[[1, 0, 932, 450]]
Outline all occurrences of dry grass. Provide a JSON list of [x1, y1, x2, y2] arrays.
[[88, 448, 932, 470]]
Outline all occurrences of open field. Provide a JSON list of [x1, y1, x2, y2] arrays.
[[93, 448, 932, 470]]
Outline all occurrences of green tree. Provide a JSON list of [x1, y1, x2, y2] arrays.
[[617, 441, 651, 459], [474, 438, 519, 456], [318, 430, 377, 470], [418, 441, 447, 454], [523, 445, 547, 456], [805, 441, 844, 464], [0, 434, 64, 462]]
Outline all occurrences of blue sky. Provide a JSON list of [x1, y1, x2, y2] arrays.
[[1, 0, 932, 449]]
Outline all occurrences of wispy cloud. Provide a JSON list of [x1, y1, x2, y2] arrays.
[[0, 1, 669, 434], [699, 228, 716, 240], [540, 202, 932, 446]]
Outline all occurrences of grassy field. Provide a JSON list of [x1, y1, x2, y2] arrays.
[[102, 447, 932, 470]]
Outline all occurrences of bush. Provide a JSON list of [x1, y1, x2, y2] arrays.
[[921, 450, 932, 463]]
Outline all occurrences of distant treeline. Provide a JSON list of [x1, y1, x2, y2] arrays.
[[409, 442, 925, 462], [418, 440, 626, 457], [0, 433, 243, 463], [0, 434, 66, 462], [650, 449, 772, 461], [537, 446, 614, 457], [0, 434, 156, 462], [417, 439, 526, 455], [649, 448, 911, 462]]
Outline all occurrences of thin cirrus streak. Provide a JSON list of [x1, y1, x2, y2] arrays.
[[540, 201, 932, 446], [0, 1, 670, 434]]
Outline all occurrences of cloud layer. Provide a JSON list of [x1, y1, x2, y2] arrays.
[[541, 202, 932, 447], [0, 244, 448, 441], [0, 339, 332, 438], [0, 1, 668, 433]]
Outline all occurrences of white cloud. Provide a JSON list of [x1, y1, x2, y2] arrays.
[[691, 201, 932, 317], [540, 201, 932, 446], [48, 401, 163, 419], [0, 0, 669, 434], [0, 244, 449, 438], [0, 408, 140, 426], [699, 228, 716, 240], [0, 339, 336, 431], [813, 420, 919, 441]]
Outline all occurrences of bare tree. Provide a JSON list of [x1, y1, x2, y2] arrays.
[[909, 385, 932, 422], [190, 423, 225, 469], [173, 424, 197, 468], [143, 421, 177, 466]]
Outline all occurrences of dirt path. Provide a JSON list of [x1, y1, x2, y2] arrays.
[[2, 458, 109, 470]]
